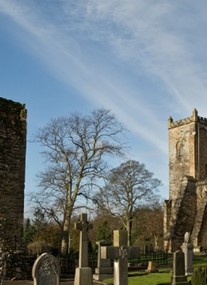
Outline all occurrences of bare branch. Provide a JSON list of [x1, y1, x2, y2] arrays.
[[33, 108, 126, 254]]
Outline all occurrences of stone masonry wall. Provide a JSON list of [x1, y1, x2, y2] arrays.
[[0, 97, 27, 250], [197, 123, 207, 179], [164, 109, 207, 252], [168, 115, 197, 199]]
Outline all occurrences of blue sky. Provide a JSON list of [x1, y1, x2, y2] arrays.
[[1, 0, 207, 216]]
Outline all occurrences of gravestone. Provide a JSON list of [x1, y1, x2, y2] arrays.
[[101, 230, 139, 285], [32, 252, 59, 285], [93, 240, 113, 281], [181, 232, 193, 275], [146, 260, 158, 273], [171, 250, 189, 285], [74, 213, 93, 285]]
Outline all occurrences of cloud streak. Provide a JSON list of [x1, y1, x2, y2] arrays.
[[82, 1, 207, 113], [1, 0, 207, 193], [0, 0, 168, 149]]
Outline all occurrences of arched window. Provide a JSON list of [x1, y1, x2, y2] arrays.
[[176, 141, 183, 159]]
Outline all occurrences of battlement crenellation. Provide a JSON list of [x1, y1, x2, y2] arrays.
[[168, 108, 207, 129]]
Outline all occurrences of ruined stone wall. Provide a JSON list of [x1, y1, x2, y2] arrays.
[[172, 177, 197, 250], [0, 97, 27, 250], [164, 176, 197, 252], [198, 205, 207, 249]]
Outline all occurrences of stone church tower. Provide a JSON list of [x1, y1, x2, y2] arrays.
[[0, 97, 27, 250], [164, 109, 207, 252]]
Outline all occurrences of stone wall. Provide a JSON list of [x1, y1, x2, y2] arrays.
[[168, 110, 197, 199], [197, 123, 207, 179], [164, 109, 207, 252], [0, 97, 27, 250]]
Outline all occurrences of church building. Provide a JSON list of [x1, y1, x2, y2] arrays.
[[164, 109, 207, 252]]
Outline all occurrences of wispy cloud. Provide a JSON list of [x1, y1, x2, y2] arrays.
[[1, 0, 207, 192], [0, 0, 168, 149], [81, 1, 207, 113]]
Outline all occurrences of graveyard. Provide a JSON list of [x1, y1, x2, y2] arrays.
[[1, 223, 207, 285], [2, 214, 207, 285], [2, 99, 207, 285]]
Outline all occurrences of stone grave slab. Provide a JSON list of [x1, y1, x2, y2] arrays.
[[101, 230, 139, 285], [93, 240, 113, 281], [171, 250, 189, 285], [32, 253, 59, 285]]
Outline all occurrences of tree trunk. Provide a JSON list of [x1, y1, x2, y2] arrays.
[[61, 236, 68, 255], [127, 218, 133, 246], [61, 219, 69, 255]]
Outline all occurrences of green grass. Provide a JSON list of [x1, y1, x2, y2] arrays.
[[103, 254, 207, 285], [193, 255, 207, 267], [128, 271, 171, 285], [104, 270, 172, 285]]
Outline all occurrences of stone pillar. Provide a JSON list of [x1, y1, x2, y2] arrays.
[[181, 232, 193, 275]]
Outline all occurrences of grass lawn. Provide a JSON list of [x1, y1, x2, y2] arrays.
[[104, 270, 172, 285], [193, 254, 207, 267], [103, 254, 207, 285], [128, 271, 171, 285]]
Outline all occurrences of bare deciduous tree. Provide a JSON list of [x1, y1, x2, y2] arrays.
[[33, 108, 126, 254], [94, 160, 162, 246]]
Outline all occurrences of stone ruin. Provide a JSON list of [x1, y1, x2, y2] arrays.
[[0, 97, 27, 250], [164, 109, 207, 252]]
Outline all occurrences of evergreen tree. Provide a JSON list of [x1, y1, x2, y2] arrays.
[[96, 220, 112, 242]]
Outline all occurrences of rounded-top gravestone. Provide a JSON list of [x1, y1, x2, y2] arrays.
[[32, 253, 60, 285]]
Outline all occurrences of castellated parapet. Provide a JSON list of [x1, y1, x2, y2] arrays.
[[0, 97, 27, 250], [164, 109, 207, 252]]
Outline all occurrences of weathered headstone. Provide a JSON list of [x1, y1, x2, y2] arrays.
[[181, 232, 193, 275], [146, 260, 158, 273], [32, 252, 59, 285], [93, 240, 113, 281], [101, 230, 139, 285], [171, 250, 189, 285], [74, 213, 93, 285]]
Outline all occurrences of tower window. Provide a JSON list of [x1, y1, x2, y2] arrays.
[[176, 141, 183, 159]]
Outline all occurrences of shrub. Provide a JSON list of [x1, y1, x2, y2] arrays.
[[191, 267, 207, 285]]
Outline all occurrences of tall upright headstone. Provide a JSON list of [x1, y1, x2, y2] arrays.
[[74, 213, 93, 285], [171, 250, 189, 285], [101, 230, 139, 285]]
